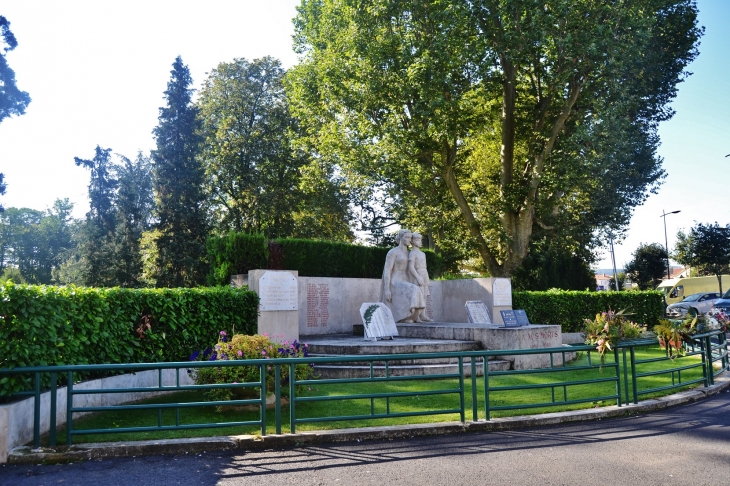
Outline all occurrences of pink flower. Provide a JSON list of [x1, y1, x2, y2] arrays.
[[262, 350, 266, 355], [237, 350, 243, 357], [220, 330, 227, 336]]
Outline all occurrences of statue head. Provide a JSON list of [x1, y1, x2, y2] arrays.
[[411, 233, 423, 248], [395, 229, 412, 246]]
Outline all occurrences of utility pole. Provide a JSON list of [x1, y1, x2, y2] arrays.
[[661, 210, 681, 280]]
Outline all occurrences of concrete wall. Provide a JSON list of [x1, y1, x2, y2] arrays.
[[233, 273, 518, 336], [0, 369, 194, 464]]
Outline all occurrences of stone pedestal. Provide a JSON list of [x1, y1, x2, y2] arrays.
[[247, 270, 299, 342], [473, 324, 566, 369]]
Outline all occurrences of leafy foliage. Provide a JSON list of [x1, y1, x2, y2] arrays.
[[513, 289, 664, 333], [198, 57, 353, 240], [0, 282, 259, 397], [0, 200, 75, 284], [511, 234, 595, 291], [192, 332, 314, 401], [151, 57, 209, 287], [288, 0, 701, 276], [624, 243, 668, 290], [583, 309, 642, 358], [0, 16, 31, 124], [674, 222, 730, 294], [207, 232, 448, 284]]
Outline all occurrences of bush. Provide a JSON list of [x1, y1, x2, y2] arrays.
[[513, 289, 664, 332], [192, 332, 314, 403], [0, 282, 259, 397], [207, 232, 447, 284]]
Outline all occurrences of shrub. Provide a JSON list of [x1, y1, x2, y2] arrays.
[[513, 289, 664, 332], [0, 282, 259, 398], [207, 232, 447, 284], [192, 332, 314, 403]]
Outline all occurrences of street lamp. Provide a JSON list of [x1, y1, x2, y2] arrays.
[[661, 209, 681, 280]]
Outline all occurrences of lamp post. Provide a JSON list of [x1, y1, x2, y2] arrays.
[[661, 209, 681, 280]]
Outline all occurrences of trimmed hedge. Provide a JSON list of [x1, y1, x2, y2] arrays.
[[207, 233, 447, 284], [0, 282, 259, 397], [513, 290, 664, 332]]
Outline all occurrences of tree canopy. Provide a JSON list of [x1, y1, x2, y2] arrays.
[[0, 16, 30, 124], [624, 242, 668, 290], [288, 0, 702, 276], [674, 222, 730, 294], [151, 56, 209, 287], [197, 57, 353, 240]]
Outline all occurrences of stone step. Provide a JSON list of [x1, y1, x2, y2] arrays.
[[306, 340, 481, 356], [313, 359, 511, 379], [308, 353, 486, 366]]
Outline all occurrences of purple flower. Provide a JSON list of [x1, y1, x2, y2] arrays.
[[209, 352, 218, 361], [189, 350, 200, 361], [237, 350, 243, 357], [220, 330, 227, 336]]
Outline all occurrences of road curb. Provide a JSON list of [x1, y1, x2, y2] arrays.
[[8, 374, 729, 465]]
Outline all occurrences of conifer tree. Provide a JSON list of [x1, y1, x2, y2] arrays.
[[151, 57, 208, 287]]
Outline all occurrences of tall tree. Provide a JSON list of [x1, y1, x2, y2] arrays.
[[113, 152, 155, 286], [624, 243, 668, 290], [0, 16, 31, 124], [288, 0, 702, 276], [73, 146, 118, 286], [674, 222, 730, 294], [1, 16, 32, 211], [198, 57, 352, 240], [151, 56, 208, 287]]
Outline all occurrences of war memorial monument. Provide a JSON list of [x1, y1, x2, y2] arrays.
[[234, 229, 573, 376]]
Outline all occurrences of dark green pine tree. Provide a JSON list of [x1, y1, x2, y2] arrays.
[[151, 56, 208, 287], [73, 146, 118, 286]]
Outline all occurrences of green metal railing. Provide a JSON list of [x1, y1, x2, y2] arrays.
[[0, 330, 727, 449]]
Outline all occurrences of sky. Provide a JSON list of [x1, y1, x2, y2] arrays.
[[1, 0, 728, 272]]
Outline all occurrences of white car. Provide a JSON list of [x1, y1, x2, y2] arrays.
[[666, 292, 721, 318]]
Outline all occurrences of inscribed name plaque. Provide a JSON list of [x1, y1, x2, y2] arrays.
[[465, 300, 492, 324], [500, 310, 520, 327], [514, 309, 531, 326], [359, 303, 399, 340], [258, 271, 298, 311], [492, 278, 512, 307]]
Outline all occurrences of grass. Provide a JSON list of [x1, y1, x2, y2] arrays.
[[40, 344, 713, 446]]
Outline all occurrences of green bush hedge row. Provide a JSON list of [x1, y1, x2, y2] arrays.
[[513, 290, 665, 332], [207, 232, 447, 285], [0, 282, 259, 397]]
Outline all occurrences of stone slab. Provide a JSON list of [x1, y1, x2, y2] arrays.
[[359, 302, 398, 339], [248, 270, 299, 341]]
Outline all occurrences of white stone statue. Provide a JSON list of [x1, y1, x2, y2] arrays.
[[382, 229, 427, 323], [408, 232, 432, 322]]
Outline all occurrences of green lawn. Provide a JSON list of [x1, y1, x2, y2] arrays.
[[42, 344, 711, 446]]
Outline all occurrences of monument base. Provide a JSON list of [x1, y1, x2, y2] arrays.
[[353, 321, 574, 370]]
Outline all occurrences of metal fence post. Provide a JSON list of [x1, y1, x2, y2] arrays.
[[275, 364, 281, 434], [458, 356, 465, 423], [33, 372, 41, 448], [66, 371, 73, 446], [49, 373, 57, 447]]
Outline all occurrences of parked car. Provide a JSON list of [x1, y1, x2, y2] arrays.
[[713, 288, 730, 313], [665, 292, 721, 318]]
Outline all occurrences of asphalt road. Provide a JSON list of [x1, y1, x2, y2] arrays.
[[2, 390, 729, 486]]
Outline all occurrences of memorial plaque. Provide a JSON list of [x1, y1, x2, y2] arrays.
[[465, 300, 492, 324], [359, 303, 399, 340], [500, 310, 520, 327], [514, 309, 530, 326], [492, 278, 512, 306], [259, 271, 298, 311]]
